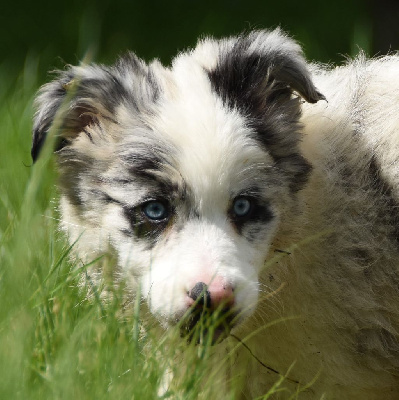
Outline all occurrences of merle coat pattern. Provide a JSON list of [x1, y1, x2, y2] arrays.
[[32, 29, 399, 399]]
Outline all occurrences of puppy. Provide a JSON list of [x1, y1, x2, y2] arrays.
[[32, 29, 399, 399]]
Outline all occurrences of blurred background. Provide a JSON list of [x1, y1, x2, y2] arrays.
[[1, 0, 399, 84], [0, 2, 399, 398]]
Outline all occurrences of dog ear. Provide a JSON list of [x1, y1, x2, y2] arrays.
[[31, 70, 73, 162], [31, 53, 157, 162], [31, 67, 117, 162], [207, 29, 324, 192], [207, 28, 325, 114]]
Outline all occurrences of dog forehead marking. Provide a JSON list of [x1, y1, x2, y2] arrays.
[[144, 54, 272, 209]]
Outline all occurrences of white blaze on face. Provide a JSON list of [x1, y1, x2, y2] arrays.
[[138, 54, 276, 326], [141, 215, 262, 327], [151, 52, 273, 213]]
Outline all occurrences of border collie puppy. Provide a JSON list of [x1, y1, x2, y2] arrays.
[[32, 29, 399, 399]]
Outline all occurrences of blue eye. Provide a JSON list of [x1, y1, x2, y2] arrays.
[[143, 201, 168, 220], [233, 197, 252, 217]]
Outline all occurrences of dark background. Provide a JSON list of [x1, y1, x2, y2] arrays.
[[1, 0, 399, 83]]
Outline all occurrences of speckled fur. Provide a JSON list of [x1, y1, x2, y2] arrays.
[[32, 30, 399, 399]]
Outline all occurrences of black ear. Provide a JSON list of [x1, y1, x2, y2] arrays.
[[31, 70, 74, 162], [31, 53, 158, 162], [31, 66, 121, 163], [207, 28, 324, 114], [207, 29, 324, 192]]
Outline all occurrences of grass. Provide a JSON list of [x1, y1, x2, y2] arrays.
[[0, 57, 235, 400], [0, 58, 309, 400]]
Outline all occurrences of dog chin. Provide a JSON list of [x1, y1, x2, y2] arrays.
[[153, 300, 250, 345]]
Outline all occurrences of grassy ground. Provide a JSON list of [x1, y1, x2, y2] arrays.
[[0, 59, 305, 400]]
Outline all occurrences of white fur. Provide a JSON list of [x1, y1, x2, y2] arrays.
[[34, 30, 399, 399]]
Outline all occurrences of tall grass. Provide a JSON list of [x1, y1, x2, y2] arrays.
[[0, 57, 307, 400], [0, 58, 229, 400]]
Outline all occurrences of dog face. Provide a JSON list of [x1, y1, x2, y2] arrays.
[[32, 29, 323, 336]]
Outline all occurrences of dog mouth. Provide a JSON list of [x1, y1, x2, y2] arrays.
[[180, 283, 237, 345], [177, 281, 238, 344], [180, 306, 237, 345]]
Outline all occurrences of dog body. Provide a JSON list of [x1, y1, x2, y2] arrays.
[[235, 57, 399, 399], [33, 30, 399, 398]]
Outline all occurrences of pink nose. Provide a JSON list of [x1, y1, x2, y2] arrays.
[[188, 281, 235, 310]]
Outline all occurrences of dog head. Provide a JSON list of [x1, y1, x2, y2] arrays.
[[32, 29, 324, 339]]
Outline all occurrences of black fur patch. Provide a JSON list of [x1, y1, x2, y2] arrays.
[[121, 145, 184, 201], [229, 197, 274, 239], [123, 148, 166, 179], [206, 31, 323, 192], [123, 201, 172, 247], [32, 52, 160, 162], [32, 70, 74, 162]]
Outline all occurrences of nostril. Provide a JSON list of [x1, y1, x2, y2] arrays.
[[189, 282, 212, 307]]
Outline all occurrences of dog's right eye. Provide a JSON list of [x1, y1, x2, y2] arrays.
[[142, 200, 168, 221]]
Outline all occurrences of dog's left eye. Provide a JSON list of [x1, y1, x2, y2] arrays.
[[143, 200, 168, 221], [232, 197, 252, 217]]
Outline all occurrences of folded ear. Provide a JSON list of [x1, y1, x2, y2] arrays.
[[207, 29, 325, 192], [207, 28, 325, 112], [31, 53, 157, 162], [31, 69, 74, 162]]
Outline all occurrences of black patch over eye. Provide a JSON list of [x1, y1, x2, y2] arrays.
[[122, 199, 172, 247], [229, 196, 274, 236]]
